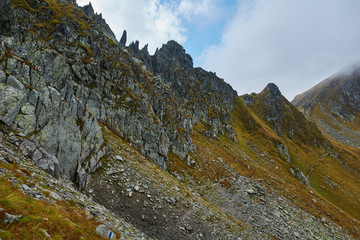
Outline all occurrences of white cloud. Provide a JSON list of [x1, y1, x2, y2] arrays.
[[200, 0, 360, 100], [76, 0, 222, 53], [178, 0, 216, 20], [77, 0, 185, 53]]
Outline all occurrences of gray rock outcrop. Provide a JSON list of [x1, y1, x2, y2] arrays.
[[261, 83, 284, 136], [290, 167, 310, 186], [4, 213, 23, 224], [120, 30, 127, 46], [95, 224, 116, 239], [19, 140, 60, 178], [0, 0, 238, 183], [82, 2, 95, 18], [0, 34, 105, 187], [81, 3, 117, 43]]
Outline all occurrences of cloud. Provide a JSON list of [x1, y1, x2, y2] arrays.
[[200, 0, 360, 100], [178, 0, 219, 23], [77, 0, 224, 54], [77, 0, 185, 53]]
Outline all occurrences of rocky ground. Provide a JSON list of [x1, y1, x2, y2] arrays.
[[316, 105, 360, 148], [87, 126, 261, 240], [85, 126, 354, 240], [0, 119, 357, 239]]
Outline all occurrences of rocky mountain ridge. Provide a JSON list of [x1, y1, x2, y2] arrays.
[[1, 0, 360, 239], [0, 0, 236, 186]]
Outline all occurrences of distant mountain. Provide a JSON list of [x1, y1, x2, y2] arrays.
[[292, 62, 360, 148], [1, 0, 360, 239], [243, 83, 324, 143]]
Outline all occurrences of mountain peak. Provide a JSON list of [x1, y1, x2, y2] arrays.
[[120, 30, 127, 46], [82, 2, 94, 18], [264, 83, 282, 97], [153, 40, 193, 73]]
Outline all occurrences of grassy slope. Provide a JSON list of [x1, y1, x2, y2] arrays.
[[251, 88, 360, 219], [0, 161, 107, 240], [169, 97, 360, 237], [308, 102, 360, 147], [291, 75, 360, 212], [291, 72, 360, 211]]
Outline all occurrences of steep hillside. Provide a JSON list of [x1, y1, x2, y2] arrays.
[[1, 0, 360, 239], [293, 62, 360, 148], [241, 84, 360, 224]]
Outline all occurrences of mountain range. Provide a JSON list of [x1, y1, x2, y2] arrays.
[[0, 0, 359, 239]]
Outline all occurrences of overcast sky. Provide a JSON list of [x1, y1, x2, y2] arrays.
[[77, 0, 360, 101]]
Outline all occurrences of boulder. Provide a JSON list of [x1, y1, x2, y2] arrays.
[[290, 167, 310, 187], [4, 213, 22, 224], [95, 224, 116, 239], [114, 155, 123, 162]]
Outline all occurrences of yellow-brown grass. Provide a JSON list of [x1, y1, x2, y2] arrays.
[[168, 97, 360, 238], [0, 162, 111, 240]]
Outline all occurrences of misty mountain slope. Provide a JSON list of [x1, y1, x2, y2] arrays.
[[293, 62, 360, 148], [0, 0, 360, 239]]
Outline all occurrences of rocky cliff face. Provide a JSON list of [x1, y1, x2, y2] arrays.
[[0, 0, 111, 188], [0, 0, 237, 186]]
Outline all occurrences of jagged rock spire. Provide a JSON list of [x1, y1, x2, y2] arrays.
[[120, 30, 127, 46], [83, 2, 95, 18], [152, 40, 193, 74], [129, 40, 140, 53], [141, 43, 148, 53]]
